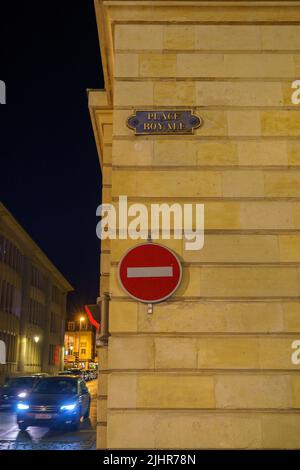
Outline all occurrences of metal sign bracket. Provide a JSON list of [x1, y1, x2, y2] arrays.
[[147, 303, 153, 315]]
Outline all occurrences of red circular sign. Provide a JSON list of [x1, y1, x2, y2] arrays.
[[118, 243, 182, 303]]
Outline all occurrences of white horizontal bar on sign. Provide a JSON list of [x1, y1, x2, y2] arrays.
[[127, 266, 173, 278]]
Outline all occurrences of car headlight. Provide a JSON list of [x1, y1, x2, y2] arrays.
[[60, 403, 77, 411], [17, 403, 29, 410], [18, 392, 27, 398]]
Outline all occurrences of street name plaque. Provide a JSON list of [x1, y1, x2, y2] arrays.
[[127, 110, 202, 135]]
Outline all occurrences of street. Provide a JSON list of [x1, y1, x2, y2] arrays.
[[0, 380, 97, 450]]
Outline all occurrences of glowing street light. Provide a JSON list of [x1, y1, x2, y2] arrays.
[[33, 336, 40, 344], [79, 316, 85, 331], [78, 315, 86, 362]]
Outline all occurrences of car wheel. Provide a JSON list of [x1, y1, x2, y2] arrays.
[[18, 423, 27, 431], [69, 419, 80, 431]]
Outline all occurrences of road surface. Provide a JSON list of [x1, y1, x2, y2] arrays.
[[0, 380, 97, 450]]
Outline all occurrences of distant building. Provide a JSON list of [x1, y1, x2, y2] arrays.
[[0, 203, 73, 383], [64, 317, 96, 370]]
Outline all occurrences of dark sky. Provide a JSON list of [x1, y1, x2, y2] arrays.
[[0, 1, 104, 313]]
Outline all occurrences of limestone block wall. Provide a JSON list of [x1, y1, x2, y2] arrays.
[[93, 0, 300, 449]]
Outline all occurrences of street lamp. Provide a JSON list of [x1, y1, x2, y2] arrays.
[[79, 316, 85, 365], [33, 336, 40, 344]]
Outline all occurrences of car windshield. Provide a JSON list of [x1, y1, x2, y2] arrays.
[[4, 377, 35, 388], [32, 378, 77, 394]]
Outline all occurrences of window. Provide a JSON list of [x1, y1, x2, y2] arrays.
[[31, 265, 45, 291], [26, 338, 42, 368], [48, 344, 55, 366], [68, 321, 75, 331], [52, 285, 61, 305], [28, 299, 45, 326], [0, 280, 15, 314], [80, 349, 86, 355], [34, 378, 77, 394], [0, 236, 23, 273], [50, 312, 60, 334], [0, 331, 18, 364], [48, 345, 60, 366]]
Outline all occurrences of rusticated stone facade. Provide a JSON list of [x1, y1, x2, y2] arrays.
[[90, 0, 300, 449]]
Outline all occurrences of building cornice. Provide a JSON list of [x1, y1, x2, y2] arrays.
[[88, 89, 113, 169], [94, 0, 300, 102]]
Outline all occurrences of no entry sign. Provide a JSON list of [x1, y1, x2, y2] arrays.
[[118, 243, 182, 303]]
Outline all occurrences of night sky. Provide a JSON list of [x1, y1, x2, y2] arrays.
[[0, 1, 104, 314]]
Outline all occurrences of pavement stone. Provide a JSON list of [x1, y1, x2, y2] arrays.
[[0, 438, 96, 450]]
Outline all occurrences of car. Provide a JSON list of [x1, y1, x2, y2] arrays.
[[66, 369, 88, 382], [87, 370, 96, 380], [86, 370, 93, 380], [0, 376, 41, 410], [64, 368, 83, 377], [92, 370, 98, 380], [32, 373, 49, 378], [88, 370, 96, 381], [66, 368, 81, 374], [58, 370, 73, 376], [16, 375, 91, 431], [83, 371, 90, 382]]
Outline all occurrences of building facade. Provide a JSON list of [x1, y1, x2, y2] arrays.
[[89, 0, 300, 449], [64, 318, 96, 370], [0, 203, 72, 383]]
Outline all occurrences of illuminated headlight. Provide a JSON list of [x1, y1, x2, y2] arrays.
[[17, 403, 29, 410], [60, 403, 77, 411], [18, 392, 27, 398]]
